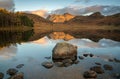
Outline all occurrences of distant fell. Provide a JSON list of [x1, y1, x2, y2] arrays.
[[66, 12, 120, 26], [47, 13, 75, 23]]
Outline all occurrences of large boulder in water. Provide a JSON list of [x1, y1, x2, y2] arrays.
[[52, 42, 77, 60]]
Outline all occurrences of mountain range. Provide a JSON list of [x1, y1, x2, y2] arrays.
[[24, 11, 120, 26]]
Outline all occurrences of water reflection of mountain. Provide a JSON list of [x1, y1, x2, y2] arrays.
[[33, 32, 120, 48], [0, 30, 34, 47]]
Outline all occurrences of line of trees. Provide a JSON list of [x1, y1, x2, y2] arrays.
[[0, 8, 34, 27]]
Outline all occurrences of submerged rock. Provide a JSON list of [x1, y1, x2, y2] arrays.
[[54, 62, 64, 67], [95, 62, 101, 65], [54, 59, 78, 67], [45, 56, 51, 59], [63, 59, 73, 67], [7, 68, 18, 76], [42, 62, 53, 69], [16, 64, 24, 69], [113, 73, 120, 78], [52, 42, 77, 60], [89, 53, 94, 57], [90, 66, 104, 74], [83, 70, 97, 78], [62, 59, 73, 64], [0, 72, 4, 79], [9, 72, 24, 79], [83, 54, 89, 57], [103, 64, 113, 70], [108, 59, 114, 62], [114, 58, 120, 63], [78, 56, 84, 60], [74, 60, 79, 64]]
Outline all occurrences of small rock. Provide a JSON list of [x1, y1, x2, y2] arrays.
[[64, 63, 71, 67], [103, 64, 113, 70], [79, 56, 84, 60], [45, 56, 51, 59], [42, 62, 53, 69], [90, 66, 104, 74], [95, 62, 101, 65], [62, 59, 73, 67], [0, 72, 4, 79], [74, 60, 79, 64], [7, 68, 18, 76], [62, 59, 73, 64], [108, 59, 114, 62], [71, 56, 76, 61], [83, 70, 97, 78], [54, 62, 64, 67], [16, 64, 24, 69], [114, 58, 120, 63], [9, 72, 24, 79], [89, 53, 94, 57], [113, 73, 120, 78], [83, 54, 89, 57]]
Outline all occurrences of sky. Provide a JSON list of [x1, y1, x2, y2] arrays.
[[13, 0, 120, 11], [0, 0, 120, 17]]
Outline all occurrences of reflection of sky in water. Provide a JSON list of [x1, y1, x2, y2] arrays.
[[33, 37, 120, 48], [0, 46, 17, 59], [0, 37, 120, 79]]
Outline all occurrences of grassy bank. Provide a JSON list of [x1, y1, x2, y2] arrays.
[[0, 26, 33, 31]]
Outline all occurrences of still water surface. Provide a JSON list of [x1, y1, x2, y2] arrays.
[[0, 30, 120, 79]]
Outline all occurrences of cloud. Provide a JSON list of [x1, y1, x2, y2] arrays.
[[0, 0, 15, 11], [25, 10, 49, 18], [74, 0, 90, 3], [51, 5, 120, 16], [0, 46, 17, 59], [31, 10, 49, 18]]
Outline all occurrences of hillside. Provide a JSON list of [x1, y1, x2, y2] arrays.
[[23, 13, 52, 27], [65, 12, 120, 26], [47, 13, 75, 23], [0, 8, 34, 27]]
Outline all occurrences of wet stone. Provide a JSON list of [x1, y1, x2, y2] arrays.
[[108, 59, 114, 62], [42, 62, 53, 69], [103, 64, 113, 70], [83, 54, 89, 57], [71, 56, 76, 61], [79, 56, 84, 60], [62, 59, 73, 67], [16, 64, 24, 69], [89, 53, 94, 57], [9, 72, 24, 79], [113, 73, 120, 78], [0, 72, 4, 79], [64, 63, 72, 67], [7, 68, 18, 76], [83, 70, 97, 78], [74, 60, 79, 64], [62, 59, 73, 64], [54, 62, 64, 67], [90, 66, 104, 74], [45, 56, 51, 59], [114, 58, 120, 63], [95, 62, 101, 65]]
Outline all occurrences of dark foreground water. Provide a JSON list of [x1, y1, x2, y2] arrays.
[[0, 31, 120, 79]]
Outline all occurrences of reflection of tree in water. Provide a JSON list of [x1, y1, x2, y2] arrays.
[[0, 30, 34, 47]]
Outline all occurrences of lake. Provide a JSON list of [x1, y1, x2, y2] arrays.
[[0, 30, 120, 79]]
